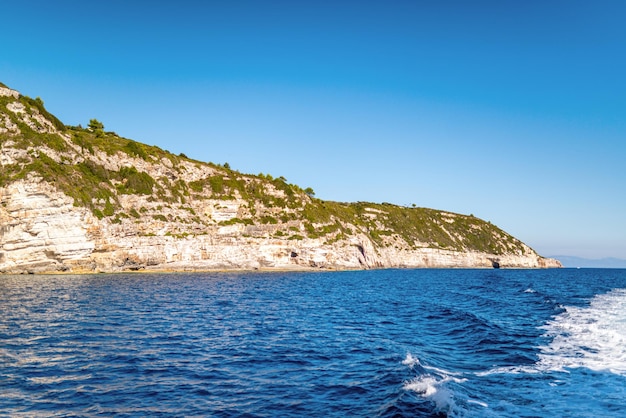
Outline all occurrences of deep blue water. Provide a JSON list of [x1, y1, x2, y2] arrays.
[[1, 269, 626, 417]]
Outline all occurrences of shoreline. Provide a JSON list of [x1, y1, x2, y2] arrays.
[[0, 263, 560, 276]]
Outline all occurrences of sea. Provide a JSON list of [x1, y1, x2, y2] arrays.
[[1, 268, 625, 417]]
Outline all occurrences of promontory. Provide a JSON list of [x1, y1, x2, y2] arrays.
[[0, 83, 561, 273]]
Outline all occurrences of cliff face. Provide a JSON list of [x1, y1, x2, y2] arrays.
[[0, 84, 561, 273]]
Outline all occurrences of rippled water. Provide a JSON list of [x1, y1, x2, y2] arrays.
[[1, 269, 625, 417]]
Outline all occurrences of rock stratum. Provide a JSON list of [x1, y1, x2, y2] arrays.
[[0, 83, 561, 273]]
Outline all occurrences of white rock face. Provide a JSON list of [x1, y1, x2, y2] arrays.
[[0, 86, 19, 99], [0, 114, 20, 134], [0, 179, 561, 273], [0, 180, 95, 273]]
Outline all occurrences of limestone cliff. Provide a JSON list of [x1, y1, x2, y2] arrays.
[[0, 83, 561, 273]]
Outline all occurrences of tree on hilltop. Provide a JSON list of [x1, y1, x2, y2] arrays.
[[88, 118, 104, 136]]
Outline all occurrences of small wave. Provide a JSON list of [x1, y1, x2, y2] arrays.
[[28, 374, 93, 385], [401, 352, 420, 368], [467, 399, 489, 408], [537, 288, 626, 375], [475, 365, 539, 376], [524, 288, 537, 293], [402, 353, 477, 416], [404, 375, 457, 411], [402, 353, 464, 378]]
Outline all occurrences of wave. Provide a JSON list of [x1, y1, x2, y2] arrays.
[[402, 353, 487, 417], [536, 288, 626, 375]]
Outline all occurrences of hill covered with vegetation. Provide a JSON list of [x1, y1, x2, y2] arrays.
[[0, 83, 560, 272]]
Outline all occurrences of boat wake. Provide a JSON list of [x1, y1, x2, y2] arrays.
[[478, 288, 626, 377], [404, 288, 626, 417], [537, 288, 626, 375]]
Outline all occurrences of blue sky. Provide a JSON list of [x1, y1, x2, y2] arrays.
[[2, 1, 625, 259]]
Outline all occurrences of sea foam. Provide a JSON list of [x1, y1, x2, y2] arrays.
[[402, 353, 473, 415], [537, 288, 626, 375]]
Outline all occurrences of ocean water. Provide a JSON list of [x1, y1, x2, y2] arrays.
[[1, 268, 625, 417]]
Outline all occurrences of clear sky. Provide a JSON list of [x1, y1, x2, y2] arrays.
[[2, 1, 625, 259]]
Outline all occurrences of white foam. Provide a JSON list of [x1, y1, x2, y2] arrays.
[[402, 353, 473, 415], [467, 398, 489, 408], [537, 288, 626, 375], [402, 352, 420, 368], [404, 375, 456, 410], [475, 365, 538, 376]]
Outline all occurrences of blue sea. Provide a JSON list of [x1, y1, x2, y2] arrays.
[[1, 268, 626, 417]]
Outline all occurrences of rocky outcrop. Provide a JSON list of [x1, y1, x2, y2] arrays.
[[0, 180, 95, 273], [0, 86, 20, 99], [0, 83, 561, 273]]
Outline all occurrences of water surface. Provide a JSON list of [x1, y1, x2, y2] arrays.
[[1, 269, 625, 417]]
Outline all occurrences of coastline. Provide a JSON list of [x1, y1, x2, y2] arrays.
[[0, 259, 561, 276]]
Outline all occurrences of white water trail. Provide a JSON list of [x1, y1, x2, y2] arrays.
[[537, 288, 626, 375], [477, 288, 626, 378]]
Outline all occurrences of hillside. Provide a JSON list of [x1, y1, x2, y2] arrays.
[[0, 83, 561, 273]]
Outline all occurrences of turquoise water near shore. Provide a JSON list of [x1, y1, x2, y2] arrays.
[[1, 269, 625, 417]]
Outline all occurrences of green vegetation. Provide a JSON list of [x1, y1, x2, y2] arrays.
[[219, 217, 254, 226], [22, 96, 66, 132], [124, 141, 148, 160], [118, 166, 155, 195], [260, 215, 279, 224], [88, 118, 104, 136]]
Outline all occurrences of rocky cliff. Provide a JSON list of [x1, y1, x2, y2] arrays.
[[0, 83, 561, 273]]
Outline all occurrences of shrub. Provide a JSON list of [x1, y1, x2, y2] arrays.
[[209, 175, 224, 194], [219, 217, 254, 226], [118, 166, 155, 195], [21, 96, 66, 131], [124, 141, 148, 160], [103, 199, 115, 217], [189, 180, 204, 192]]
